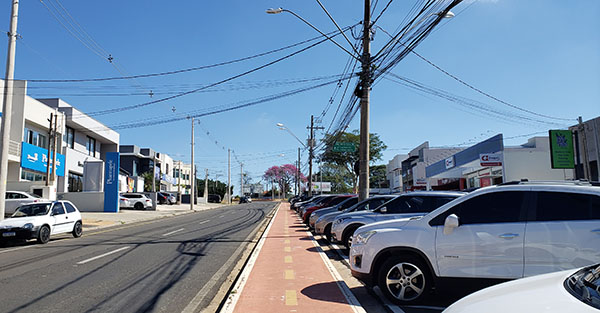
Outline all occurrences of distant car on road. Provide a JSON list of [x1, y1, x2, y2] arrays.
[[120, 193, 153, 210], [208, 194, 222, 203], [3, 191, 47, 216], [239, 196, 252, 204], [0, 200, 83, 244]]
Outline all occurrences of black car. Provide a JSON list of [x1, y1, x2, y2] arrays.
[[239, 196, 251, 204], [207, 194, 221, 203]]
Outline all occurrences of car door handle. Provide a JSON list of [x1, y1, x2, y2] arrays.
[[499, 233, 519, 239]]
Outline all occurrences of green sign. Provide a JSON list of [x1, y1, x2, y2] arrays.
[[549, 130, 574, 169], [333, 142, 356, 152]]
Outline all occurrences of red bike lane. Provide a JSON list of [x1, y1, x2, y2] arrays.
[[228, 203, 364, 313]]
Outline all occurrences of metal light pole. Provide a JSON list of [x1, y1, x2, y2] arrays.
[[357, 0, 371, 202], [0, 0, 20, 220], [190, 117, 195, 210], [227, 148, 231, 204]]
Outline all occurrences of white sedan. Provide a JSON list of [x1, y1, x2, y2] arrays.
[[4, 191, 47, 215], [0, 200, 83, 244], [443, 263, 600, 312]]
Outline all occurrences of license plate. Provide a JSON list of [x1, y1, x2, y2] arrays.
[[2, 232, 16, 237]]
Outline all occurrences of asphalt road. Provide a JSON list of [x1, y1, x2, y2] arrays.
[[0, 202, 276, 313]]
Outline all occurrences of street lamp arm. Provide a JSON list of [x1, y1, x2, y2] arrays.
[[314, 0, 361, 56], [267, 8, 360, 62], [280, 126, 307, 148]]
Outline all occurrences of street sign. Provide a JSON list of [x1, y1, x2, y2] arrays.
[[333, 142, 356, 152], [549, 130, 574, 169]]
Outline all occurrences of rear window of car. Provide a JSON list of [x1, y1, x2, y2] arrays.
[[64, 202, 77, 213], [533, 192, 600, 221]]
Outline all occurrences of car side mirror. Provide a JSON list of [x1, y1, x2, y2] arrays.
[[443, 214, 459, 235], [379, 206, 387, 213]]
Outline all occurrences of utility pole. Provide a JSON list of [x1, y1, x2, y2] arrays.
[[240, 163, 244, 198], [50, 112, 58, 183], [578, 116, 591, 180], [45, 113, 54, 186], [204, 168, 208, 201], [176, 161, 181, 204], [297, 147, 300, 196], [190, 117, 194, 210], [307, 115, 324, 197], [271, 179, 274, 200], [358, 0, 372, 202], [0, 0, 20, 220], [227, 148, 231, 204]]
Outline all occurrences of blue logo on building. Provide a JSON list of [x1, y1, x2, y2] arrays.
[[20, 142, 65, 177]]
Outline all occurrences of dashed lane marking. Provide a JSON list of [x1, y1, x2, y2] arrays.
[[76, 246, 131, 265], [284, 256, 292, 263], [284, 239, 290, 244], [161, 228, 184, 236], [284, 246, 291, 252], [284, 269, 295, 280], [285, 290, 298, 306]]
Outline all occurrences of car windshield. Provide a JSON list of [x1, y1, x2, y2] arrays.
[[566, 264, 600, 310], [11, 203, 52, 217]]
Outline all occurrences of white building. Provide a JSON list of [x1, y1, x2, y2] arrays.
[[401, 142, 464, 191], [386, 154, 407, 192], [173, 161, 192, 195], [570, 116, 600, 182]]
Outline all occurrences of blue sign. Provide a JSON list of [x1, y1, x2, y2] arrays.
[[20, 142, 65, 177], [103, 152, 120, 213]]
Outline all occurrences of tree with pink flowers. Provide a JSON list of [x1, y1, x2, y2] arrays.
[[263, 164, 306, 196]]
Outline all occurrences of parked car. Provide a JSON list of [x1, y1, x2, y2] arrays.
[[156, 192, 169, 205], [0, 201, 83, 244], [120, 193, 153, 210], [208, 194, 222, 203], [314, 195, 396, 241], [166, 193, 177, 204], [443, 263, 600, 312], [119, 196, 131, 208], [3, 191, 47, 215], [292, 195, 328, 212], [309, 196, 360, 229], [298, 195, 342, 216], [349, 181, 600, 305], [331, 191, 464, 249], [301, 195, 356, 224]]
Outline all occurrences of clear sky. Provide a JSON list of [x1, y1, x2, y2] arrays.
[[2, 0, 599, 193]]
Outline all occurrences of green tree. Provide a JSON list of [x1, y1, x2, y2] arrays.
[[196, 178, 231, 200], [320, 130, 387, 191], [140, 171, 159, 192], [369, 164, 389, 189]]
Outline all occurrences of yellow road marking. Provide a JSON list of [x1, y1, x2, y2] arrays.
[[284, 269, 295, 280], [285, 290, 298, 306], [284, 246, 291, 252], [284, 256, 292, 263], [284, 239, 290, 244]]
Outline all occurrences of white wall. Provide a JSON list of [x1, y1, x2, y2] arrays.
[[57, 192, 105, 212], [504, 149, 575, 181]]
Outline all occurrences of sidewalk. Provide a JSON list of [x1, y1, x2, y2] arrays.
[[81, 202, 224, 230], [222, 202, 365, 313]]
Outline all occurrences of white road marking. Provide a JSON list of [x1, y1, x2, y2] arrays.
[[330, 243, 350, 261], [162, 228, 185, 237], [0, 245, 35, 254], [373, 287, 407, 313], [76, 246, 130, 265], [306, 231, 366, 313], [219, 215, 225, 218]]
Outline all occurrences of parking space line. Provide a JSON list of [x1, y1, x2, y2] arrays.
[[372, 287, 407, 313], [76, 246, 130, 265], [284, 256, 292, 263], [284, 239, 290, 244], [284, 246, 291, 252], [162, 228, 184, 237], [285, 290, 298, 305]]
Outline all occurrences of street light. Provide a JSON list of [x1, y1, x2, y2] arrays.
[[276, 123, 306, 148]]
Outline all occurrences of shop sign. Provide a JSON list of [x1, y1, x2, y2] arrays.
[[445, 156, 455, 169], [20, 142, 65, 177], [312, 182, 331, 192], [104, 152, 120, 213], [480, 153, 503, 167], [549, 130, 574, 169], [415, 178, 427, 185]]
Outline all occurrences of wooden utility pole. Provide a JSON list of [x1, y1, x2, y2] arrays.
[[307, 115, 324, 197], [45, 113, 53, 186]]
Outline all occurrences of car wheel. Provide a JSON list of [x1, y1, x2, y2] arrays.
[[37, 225, 50, 244], [72, 221, 83, 238], [342, 224, 360, 250], [378, 255, 431, 304], [134, 202, 144, 210], [324, 224, 332, 242]]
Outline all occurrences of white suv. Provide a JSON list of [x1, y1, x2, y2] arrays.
[[349, 182, 600, 304]]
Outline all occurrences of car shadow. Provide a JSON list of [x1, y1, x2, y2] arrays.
[[300, 281, 353, 304]]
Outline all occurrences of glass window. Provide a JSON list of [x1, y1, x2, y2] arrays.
[[52, 203, 65, 215], [433, 191, 525, 225], [534, 192, 599, 221], [87, 136, 96, 156], [65, 127, 74, 149], [21, 170, 46, 182], [64, 202, 77, 213], [68, 172, 83, 192], [385, 196, 430, 214]]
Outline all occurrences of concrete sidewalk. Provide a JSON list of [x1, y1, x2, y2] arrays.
[[81, 202, 225, 230]]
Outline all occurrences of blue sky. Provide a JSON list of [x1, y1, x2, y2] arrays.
[[2, 0, 599, 190]]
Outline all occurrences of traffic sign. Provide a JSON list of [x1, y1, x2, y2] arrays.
[[333, 142, 356, 152]]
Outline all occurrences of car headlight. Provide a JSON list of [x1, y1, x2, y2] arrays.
[[354, 230, 377, 245], [22, 223, 34, 230]]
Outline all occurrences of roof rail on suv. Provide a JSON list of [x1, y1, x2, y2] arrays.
[[499, 179, 595, 186]]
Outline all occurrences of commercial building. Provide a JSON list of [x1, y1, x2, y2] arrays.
[[570, 116, 600, 182], [386, 154, 407, 192], [173, 161, 192, 195], [425, 134, 574, 190], [401, 142, 464, 191]]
